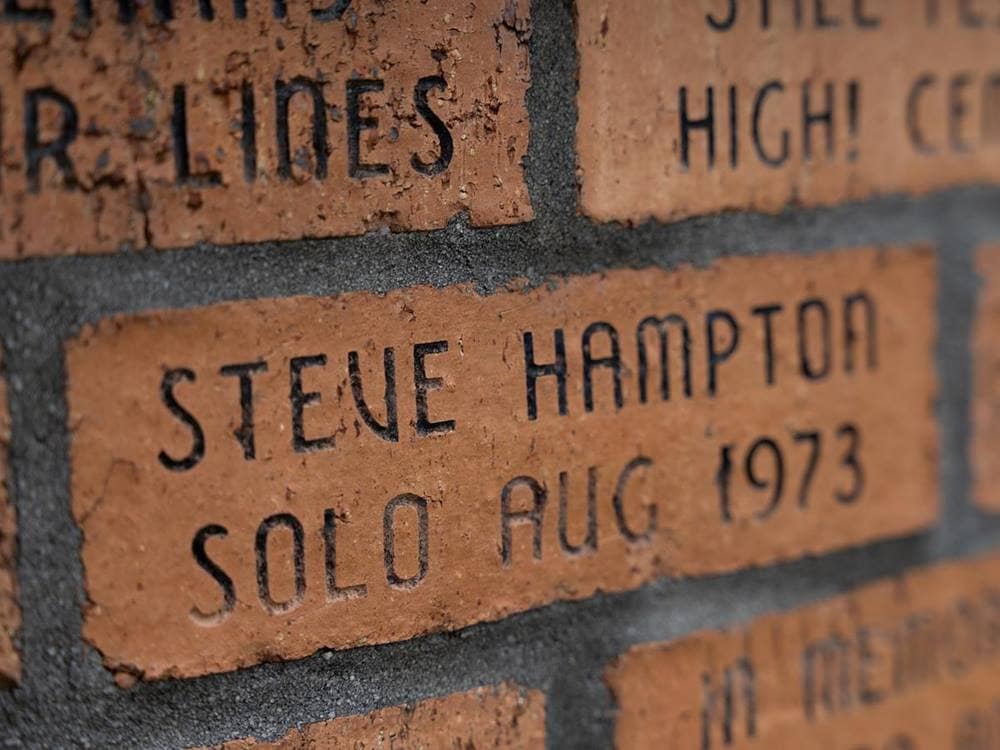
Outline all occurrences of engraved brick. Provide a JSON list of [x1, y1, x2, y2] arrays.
[[607, 554, 1000, 749], [66, 246, 938, 680], [0, 0, 532, 257], [578, 1, 1000, 223]]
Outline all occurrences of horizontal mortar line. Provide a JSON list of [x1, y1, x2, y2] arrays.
[[0, 181, 996, 278], [0, 188, 992, 335]]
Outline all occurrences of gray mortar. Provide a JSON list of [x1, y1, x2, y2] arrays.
[[2, 1, 1000, 746]]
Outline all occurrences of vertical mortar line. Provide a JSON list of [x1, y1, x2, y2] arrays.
[[949, 232, 977, 536], [0, 287, 99, 739], [930, 207, 989, 557], [523, 0, 580, 230], [546, 658, 618, 750]]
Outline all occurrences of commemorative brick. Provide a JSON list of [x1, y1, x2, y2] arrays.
[[0, 351, 18, 686], [0, 0, 532, 257], [196, 684, 544, 749], [974, 245, 1000, 511], [66, 245, 938, 680], [607, 554, 1000, 750], [577, 0, 1000, 224]]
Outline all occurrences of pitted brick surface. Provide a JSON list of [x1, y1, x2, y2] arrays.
[[0, 0, 532, 257]]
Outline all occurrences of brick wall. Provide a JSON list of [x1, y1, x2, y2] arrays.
[[2, 1, 1000, 747]]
